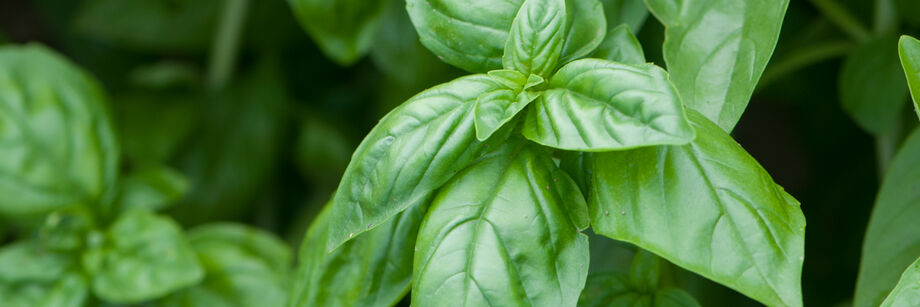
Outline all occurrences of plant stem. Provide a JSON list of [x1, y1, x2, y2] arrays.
[[757, 41, 854, 91], [810, 0, 871, 42], [873, 0, 897, 35], [207, 0, 249, 91]]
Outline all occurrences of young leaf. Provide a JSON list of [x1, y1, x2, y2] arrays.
[[289, 201, 425, 307], [880, 256, 920, 307], [0, 44, 119, 221], [599, 0, 649, 33], [412, 142, 589, 306], [523, 58, 694, 151], [407, 0, 605, 73], [645, 0, 790, 132], [114, 165, 189, 213], [158, 223, 291, 307], [589, 110, 805, 307], [287, 0, 388, 65], [592, 24, 646, 65], [839, 36, 908, 135], [324, 74, 511, 251], [0, 242, 88, 307], [83, 210, 204, 303], [855, 127, 920, 307], [899, 35, 920, 121], [474, 88, 536, 141], [503, 0, 566, 76]]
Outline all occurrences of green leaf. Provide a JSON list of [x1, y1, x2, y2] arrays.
[[116, 91, 197, 165], [899, 35, 920, 121], [579, 250, 701, 307], [881, 256, 920, 307], [0, 242, 88, 307], [599, 0, 649, 33], [592, 24, 646, 65], [324, 74, 511, 251], [158, 223, 291, 307], [473, 70, 542, 141], [75, 0, 219, 53], [84, 210, 203, 303], [503, 0, 566, 76], [370, 0, 459, 86], [645, 0, 790, 132], [38, 208, 95, 252], [287, 0, 388, 65], [839, 36, 908, 135], [0, 44, 119, 221], [412, 142, 589, 306], [523, 58, 694, 151], [855, 127, 920, 307], [407, 0, 605, 73], [289, 200, 425, 306], [589, 110, 805, 307], [115, 165, 189, 213]]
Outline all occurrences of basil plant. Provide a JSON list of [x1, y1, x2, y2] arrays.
[[289, 0, 804, 306]]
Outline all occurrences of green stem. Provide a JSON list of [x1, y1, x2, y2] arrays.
[[757, 41, 854, 91], [810, 0, 871, 42], [207, 0, 250, 91]]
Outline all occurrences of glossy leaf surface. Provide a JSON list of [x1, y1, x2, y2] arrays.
[[840, 36, 908, 135], [592, 24, 646, 65], [503, 0, 566, 76], [0, 242, 87, 307], [590, 110, 805, 306], [324, 74, 510, 251], [880, 256, 920, 307], [900, 35, 920, 121], [0, 44, 118, 220], [287, 0, 388, 65], [289, 201, 425, 307], [645, 0, 789, 132], [412, 143, 589, 306], [159, 223, 291, 307], [84, 211, 203, 303], [523, 58, 694, 151], [407, 0, 605, 73], [855, 127, 920, 307]]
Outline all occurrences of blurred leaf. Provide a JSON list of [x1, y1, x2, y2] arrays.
[[0, 241, 88, 307], [599, 0, 649, 32], [159, 223, 291, 307], [589, 110, 805, 307], [114, 165, 190, 213], [580, 250, 702, 307], [0, 44, 119, 222], [294, 114, 353, 186], [38, 208, 95, 252], [75, 0, 220, 53], [116, 91, 197, 166], [174, 57, 287, 224], [83, 210, 203, 303], [839, 36, 908, 135], [855, 127, 920, 307], [287, 0, 388, 65], [592, 24, 646, 64], [880, 256, 920, 307], [128, 61, 202, 90], [369, 0, 459, 86], [894, 0, 920, 26], [899, 35, 920, 121], [645, 0, 789, 132], [289, 198, 423, 306]]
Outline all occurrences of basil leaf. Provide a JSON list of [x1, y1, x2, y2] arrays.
[[39, 208, 95, 252], [589, 110, 805, 307], [645, 0, 789, 132], [407, 0, 605, 73], [287, 0, 388, 65], [880, 256, 920, 307], [158, 223, 291, 307], [839, 36, 908, 135], [592, 24, 646, 65], [855, 127, 920, 307], [899, 35, 920, 121], [600, 0, 649, 33], [523, 58, 694, 151], [370, 0, 459, 86], [503, 0, 566, 76], [474, 70, 541, 141], [412, 142, 589, 306], [324, 74, 510, 251], [289, 200, 425, 306], [83, 210, 203, 303], [75, 0, 219, 53], [115, 165, 189, 213], [579, 250, 701, 307], [116, 91, 197, 165], [0, 44, 119, 221], [0, 242, 88, 307]]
